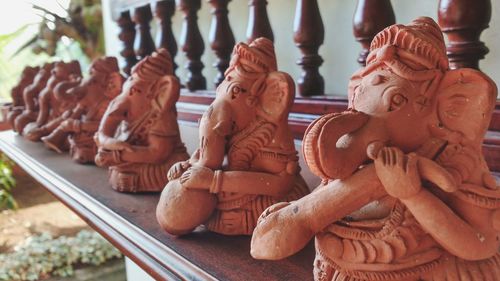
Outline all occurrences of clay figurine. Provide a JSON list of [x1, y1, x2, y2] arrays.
[[23, 60, 82, 141], [95, 49, 189, 192], [156, 38, 310, 236], [7, 66, 40, 130], [251, 17, 500, 281], [14, 62, 55, 134], [42, 57, 123, 163]]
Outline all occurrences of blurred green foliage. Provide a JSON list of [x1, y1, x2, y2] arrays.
[[0, 0, 103, 102], [0, 153, 17, 210]]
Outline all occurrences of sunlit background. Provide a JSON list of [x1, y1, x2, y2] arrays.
[[0, 0, 93, 102]]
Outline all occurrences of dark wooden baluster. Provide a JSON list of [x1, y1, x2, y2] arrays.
[[438, 0, 491, 69], [293, 0, 324, 96], [133, 4, 156, 60], [208, 0, 235, 87], [117, 11, 138, 75], [154, 0, 178, 74], [177, 0, 206, 91], [353, 0, 395, 66], [246, 0, 273, 43]]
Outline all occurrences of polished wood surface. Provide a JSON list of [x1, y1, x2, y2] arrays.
[[0, 130, 315, 281]]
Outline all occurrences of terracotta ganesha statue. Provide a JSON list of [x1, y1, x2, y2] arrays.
[[156, 38, 310, 236], [251, 18, 500, 281], [95, 49, 189, 192], [23, 60, 82, 141], [41, 57, 123, 163], [14, 62, 55, 134], [7, 65, 40, 130]]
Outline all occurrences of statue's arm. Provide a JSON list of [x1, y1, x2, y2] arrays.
[[95, 95, 128, 148], [402, 189, 499, 260], [35, 90, 50, 126], [120, 134, 178, 164]]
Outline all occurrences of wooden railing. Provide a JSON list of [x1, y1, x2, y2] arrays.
[[108, 0, 499, 173]]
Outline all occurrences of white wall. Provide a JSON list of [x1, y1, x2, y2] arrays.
[[102, 0, 500, 96]]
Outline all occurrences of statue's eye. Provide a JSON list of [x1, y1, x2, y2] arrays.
[[230, 84, 246, 99], [389, 93, 408, 111]]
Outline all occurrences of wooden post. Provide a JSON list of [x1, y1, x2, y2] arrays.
[[177, 0, 207, 91], [154, 0, 178, 75], [208, 0, 235, 87], [353, 0, 395, 66], [293, 0, 324, 96], [438, 0, 491, 69], [246, 0, 274, 43], [132, 4, 156, 59], [117, 11, 138, 75]]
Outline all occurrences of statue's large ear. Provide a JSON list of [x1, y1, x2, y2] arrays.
[[152, 76, 180, 110], [436, 68, 497, 144], [256, 71, 295, 123]]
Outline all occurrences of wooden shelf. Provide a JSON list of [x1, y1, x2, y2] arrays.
[[0, 131, 314, 281]]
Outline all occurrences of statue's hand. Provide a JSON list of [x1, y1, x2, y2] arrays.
[[374, 147, 421, 199], [251, 201, 315, 260], [179, 165, 214, 190], [95, 149, 121, 166], [60, 119, 80, 133], [167, 161, 191, 181], [101, 140, 134, 152]]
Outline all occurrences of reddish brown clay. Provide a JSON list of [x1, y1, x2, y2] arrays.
[[156, 38, 310, 236], [251, 17, 500, 281], [7, 66, 40, 130], [23, 61, 82, 142], [42, 57, 123, 164], [14, 63, 55, 134], [95, 49, 189, 193]]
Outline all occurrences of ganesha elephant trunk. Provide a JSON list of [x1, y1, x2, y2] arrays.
[[303, 110, 387, 180], [54, 80, 83, 102]]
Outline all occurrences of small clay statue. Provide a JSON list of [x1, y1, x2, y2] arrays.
[[156, 38, 310, 236], [251, 17, 500, 281], [7, 66, 40, 130], [95, 49, 189, 192], [14, 62, 55, 134], [42, 57, 123, 163], [23, 60, 82, 141]]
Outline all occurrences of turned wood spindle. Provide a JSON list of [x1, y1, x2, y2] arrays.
[[293, 0, 324, 96], [154, 0, 179, 75], [177, 0, 206, 91], [353, 0, 395, 66], [246, 0, 274, 43], [208, 0, 235, 87], [438, 0, 491, 69], [133, 4, 156, 60], [117, 11, 138, 75]]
